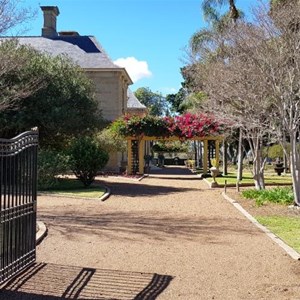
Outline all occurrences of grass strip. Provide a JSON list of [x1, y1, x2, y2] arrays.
[[39, 178, 106, 199], [256, 216, 300, 253], [205, 172, 292, 185]]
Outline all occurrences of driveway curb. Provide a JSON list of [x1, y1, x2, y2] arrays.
[[222, 192, 300, 260], [36, 221, 47, 245]]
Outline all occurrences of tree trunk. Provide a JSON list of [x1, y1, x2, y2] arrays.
[[253, 151, 265, 190], [248, 131, 265, 190], [237, 129, 243, 181], [290, 133, 300, 206], [222, 140, 228, 176]]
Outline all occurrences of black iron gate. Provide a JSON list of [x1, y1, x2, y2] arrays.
[[0, 130, 38, 284]]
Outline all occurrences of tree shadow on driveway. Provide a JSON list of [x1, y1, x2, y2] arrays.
[[0, 262, 173, 299], [38, 209, 259, 243], [97, 180, 201, 198]]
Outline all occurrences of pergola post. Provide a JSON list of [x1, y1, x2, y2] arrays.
[[138, 139, 145, 174], [203, 139, 208, 174], [127, 139, 132, 175]]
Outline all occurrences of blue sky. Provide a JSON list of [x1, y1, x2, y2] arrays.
[[15, 0, 266, 95]]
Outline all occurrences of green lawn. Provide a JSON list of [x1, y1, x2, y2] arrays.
[[39, 178, 106, 199], [256, 216, 300, 253], [205, 172, 292, 186]]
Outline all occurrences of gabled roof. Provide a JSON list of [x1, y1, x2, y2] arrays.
[[0, 35, 119, 69], [127, 89, 147, 110], [0, 34, 146, 110]]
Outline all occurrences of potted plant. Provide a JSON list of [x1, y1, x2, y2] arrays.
[[274, 158, 284, 176]]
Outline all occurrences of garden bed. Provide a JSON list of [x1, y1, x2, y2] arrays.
[[226, 188, 300, 253]]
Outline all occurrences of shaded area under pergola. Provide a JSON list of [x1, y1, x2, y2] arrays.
[[126, 135, 223, 175]]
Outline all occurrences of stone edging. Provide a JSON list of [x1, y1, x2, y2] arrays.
[[222, 192, 300, 260], [36, 221, 47, 245], [99, 186, 111, 201], [203, 177, 291, 189], [38, 185, 111, 201], [138, 174, 149, 181]]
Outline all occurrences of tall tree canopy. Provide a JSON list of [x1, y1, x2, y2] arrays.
[[0, 41, 103, 148], [134, 87, 169, 116], [185, 1, 300, 204]]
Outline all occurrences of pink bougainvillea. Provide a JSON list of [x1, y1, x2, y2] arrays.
[[169, 113, 224, 138], [111, 113, 226, 139]]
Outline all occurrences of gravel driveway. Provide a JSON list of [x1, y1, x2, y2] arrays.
[[1, 166, 300, 299]]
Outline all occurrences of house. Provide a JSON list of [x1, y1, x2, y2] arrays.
[[1, 6, 147, 170]]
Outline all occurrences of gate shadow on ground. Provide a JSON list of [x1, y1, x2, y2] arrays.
[[0, 262, 173, 299]]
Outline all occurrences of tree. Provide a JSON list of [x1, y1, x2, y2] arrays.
[[165, 88, 188, 114], [134, 87, 169, 116], [0, 1, 38, 112], [202, 0, 240, 23], [0, 0, 35, 35], [186, 0, 244, 179], [0, 42, 103, 148], [0, 41, 44, 111], [188, 2, 300, 204]]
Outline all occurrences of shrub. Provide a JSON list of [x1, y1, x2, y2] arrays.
[[242, 187, 294, 206], [96, 127, 126, 153], [38, 149, 70, 190], [68, 136, 109, 187]]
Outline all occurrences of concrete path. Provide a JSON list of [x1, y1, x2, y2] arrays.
[[1, 166, 300, 299]]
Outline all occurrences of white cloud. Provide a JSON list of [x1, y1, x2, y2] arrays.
[[113, 57, 152, 83], [160, 87, 178, 94]]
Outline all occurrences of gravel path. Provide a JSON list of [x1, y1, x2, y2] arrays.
[[1, 166, 300, 299]]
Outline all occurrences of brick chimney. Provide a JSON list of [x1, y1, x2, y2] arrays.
[[41, 6, 60, 37]]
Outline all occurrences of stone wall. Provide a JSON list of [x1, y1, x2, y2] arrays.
[[86, 70, 127, 121], [85, 70, 128, 171]]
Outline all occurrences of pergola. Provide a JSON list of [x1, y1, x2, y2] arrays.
[[111, 113, 226, 175], [126, 135, 223, 175]]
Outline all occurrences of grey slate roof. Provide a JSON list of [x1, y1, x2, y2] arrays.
[[0, 35, 119, 69], [127, 89, 147, 110], [0, 35, 146, 110]]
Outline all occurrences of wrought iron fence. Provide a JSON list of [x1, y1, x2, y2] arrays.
[[0, 130, 38, 284]]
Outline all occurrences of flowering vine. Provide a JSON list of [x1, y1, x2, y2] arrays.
[[110, 113, 226, 139]]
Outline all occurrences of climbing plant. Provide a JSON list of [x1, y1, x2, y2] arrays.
[[111, 113, 226, 139]]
